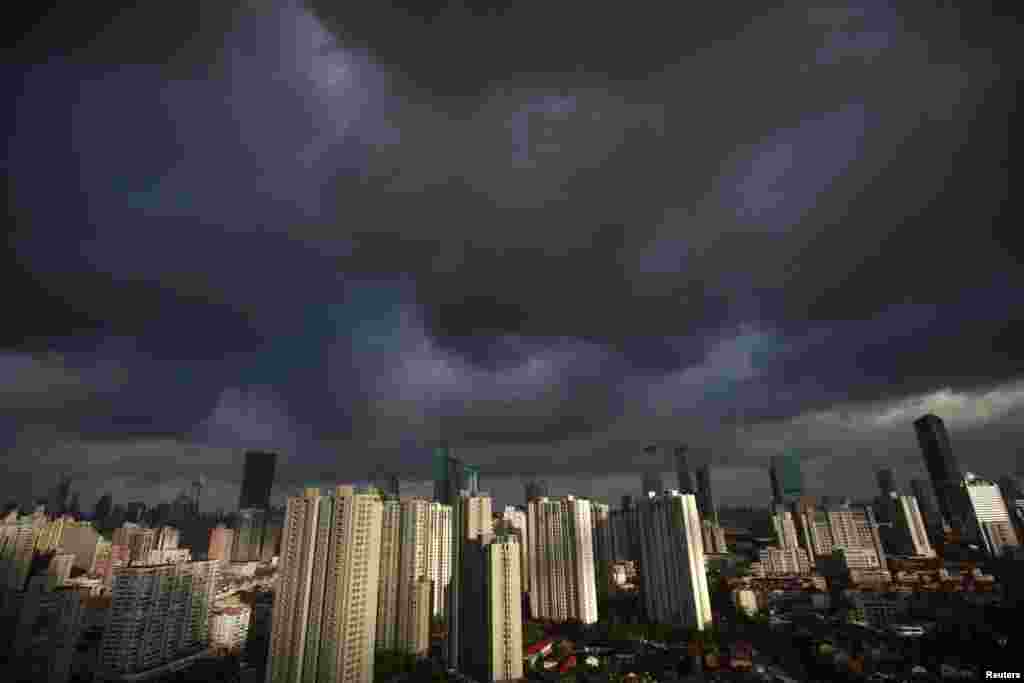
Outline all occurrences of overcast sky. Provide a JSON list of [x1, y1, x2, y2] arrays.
[[3, 1, 1021, 514]]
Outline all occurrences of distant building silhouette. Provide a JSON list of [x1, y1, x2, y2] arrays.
[[769, 452, 804, 504], [524, 480, 549, 504], [675, 445, 694, 493], [695, 464, 717, 525], [238, 451, 277, 511]]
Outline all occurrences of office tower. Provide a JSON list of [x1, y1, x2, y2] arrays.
[[397, 499, 432, 655], [267, 486, 384, 683], [591, 502, 613, 597], [499, 506, 529, 594], [99, 560, 219, 676], [909, 478, 945, 542], [433, 442, 463, 506], [890, 495, 935, 557], [447, 491, 494, 668], [191, 479, 203, 517], [637, 491, 712, 629], [462, 536, 523, 683], [376, 500, 401, 650], [876, 468, 897, 498], [771, 503, 800, 549], [463, 465, 481, 496], [93, 494, 113, 524], [914, 414, 969, 532], [769, 452, 804, 504], [675, 445, 694, 493], [963, 473, 1020, 557], [427, 503, 452, 619], [695, 464, 717, 525], [208, 525, 234, 562], [527, 496, 598, 624], [155, 525, 179, 551], [525, 480, 549, 504], [233, 508, 266, 562], [239, 451, 277, 511]]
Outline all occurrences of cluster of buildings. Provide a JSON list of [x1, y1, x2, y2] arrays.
[[0, 450, 287, 682]]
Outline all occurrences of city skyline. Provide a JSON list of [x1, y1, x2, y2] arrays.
[[3, 1, 1021, 521]]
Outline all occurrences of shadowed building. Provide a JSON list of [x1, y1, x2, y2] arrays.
[[238, 451, 277, 511], [769, 452, 804, 505], [695, 464, 717, 525], [675, 445, 694, 493], [914, 414, 970, 533]]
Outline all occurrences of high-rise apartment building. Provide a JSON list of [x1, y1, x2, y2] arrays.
[[51, 520, 102, 574], [757, 547, 812, 576], [609, 501, 641, 562], [700, 520, 728, 554], [462, 536, 523, 683], [433, 443, 463, 506], [427, 502, 452, 619], [769, 452, 804, 504], [12, 578, 88, 683], [890, 495, 935, 557], [208, 525, 234, 562], [499, 506, 529, 594], [914, 414, 969, 533], [825, 502, 887, 569], [695, 464, 717, 525], [675, 445, 694, 493], [527, 496, 598, 624], [963, 473, 1020, 557], [99, 560, 219, 676], [636, 491, 712, 629], [447, 491, 494, 669], [591, 502, 613, 597], [376, 500, 401, 651], [267, 486, 383, 683], [239, 451, 277, 511], [397, 499, 432, 656]]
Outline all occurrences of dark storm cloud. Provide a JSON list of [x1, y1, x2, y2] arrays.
[[3, 0, 1021, 507]]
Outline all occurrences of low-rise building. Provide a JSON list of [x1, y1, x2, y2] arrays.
[[210, 604, 251, 650]]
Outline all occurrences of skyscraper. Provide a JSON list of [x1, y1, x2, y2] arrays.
[[463, 465, 481, 496], [433, 442, 463, 506], [499, 506, 529, 595], [591, 502, 613, 597], [208, 525, 234, 562], [769, 452, 804, 504], [675, 445, 694, 493], [376, 500, 402, 651], [267, 486, 384, 683], [427, 502, 452, 619], [914, 414, 968, 532], [447, 491, 494, 669], [239, 451, 277, 511], [397, 499, 432, 655], [695, 464, 717, 525], [637, 491, 712, 629], [527, 496, 598, 624], [462, 536, 523, 683]]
